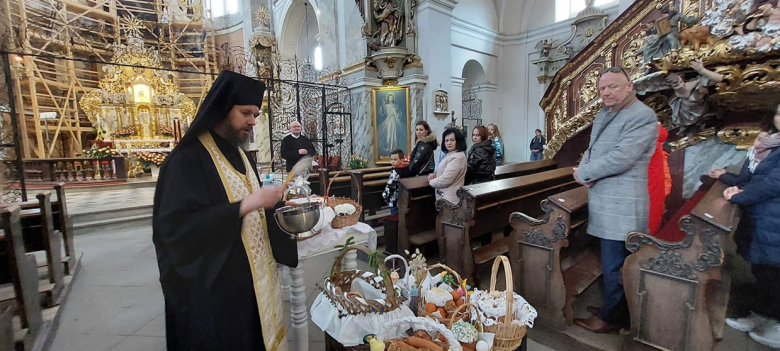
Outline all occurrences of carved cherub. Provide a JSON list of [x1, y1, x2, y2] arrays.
[[535, 39, 557, 57], [666, 59, 724, 129]]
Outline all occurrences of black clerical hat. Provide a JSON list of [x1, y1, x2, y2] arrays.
[[179, 70, 266, 145]]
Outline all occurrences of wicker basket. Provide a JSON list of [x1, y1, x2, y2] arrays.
[[482, 256, 527, 351], [326, 171, 362, 229], [447, 303, 485, 349], [323, 245, 402, 316], [341, 317, 462, 351], [385, 254, 412, 309], [416, 263, 470, 325]]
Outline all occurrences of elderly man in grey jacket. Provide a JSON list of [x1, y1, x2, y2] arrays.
[[573, 67, 658, 333]]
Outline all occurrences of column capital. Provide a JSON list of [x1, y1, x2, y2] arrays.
[[417, 0, 458, 14], [451, 77, 466, 87]]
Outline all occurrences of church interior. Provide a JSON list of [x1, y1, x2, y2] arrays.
[[1, 0, 779, 349]]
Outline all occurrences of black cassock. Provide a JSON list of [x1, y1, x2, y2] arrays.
[[152, 71, 296, 351]]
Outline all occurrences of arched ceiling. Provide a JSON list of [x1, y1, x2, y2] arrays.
[[494, 0, 556, 35], [452, 0, 499, 31]]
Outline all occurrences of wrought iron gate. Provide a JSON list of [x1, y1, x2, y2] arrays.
[[264, 58, 352, 171]]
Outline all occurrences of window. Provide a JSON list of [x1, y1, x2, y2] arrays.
[[204, 0, 239, 17], [313, 46, 323, 71], [555, 0, 616, 22]]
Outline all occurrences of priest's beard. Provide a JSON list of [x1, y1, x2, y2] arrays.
[[214, 122, 251, 150]]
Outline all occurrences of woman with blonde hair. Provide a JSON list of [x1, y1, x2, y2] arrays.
[[487, 123, 503, 165]]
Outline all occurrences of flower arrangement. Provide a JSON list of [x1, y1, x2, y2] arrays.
[[159, 126, 174, 137], [137, 151, 167, 168], [112, 126, 136, 139], [346, 155, 368, 170], [82, 145, 120, 160]]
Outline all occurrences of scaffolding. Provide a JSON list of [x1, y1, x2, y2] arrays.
[[1, 0, 218, 158]]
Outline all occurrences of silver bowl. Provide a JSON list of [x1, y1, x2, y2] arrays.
[[274, 201, 321, 236]]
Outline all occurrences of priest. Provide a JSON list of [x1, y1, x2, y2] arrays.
[[153, 70, 295, 351], [280, 120, 315, 172]]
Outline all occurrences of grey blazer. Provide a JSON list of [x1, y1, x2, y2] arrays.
[[577, 100, 658, 241]]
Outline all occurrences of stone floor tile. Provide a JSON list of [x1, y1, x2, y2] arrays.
[[50, 332, 126, 351], [134, 312, 166, 337], [109, 335, 166, 351], [88, 308, 162, 336]]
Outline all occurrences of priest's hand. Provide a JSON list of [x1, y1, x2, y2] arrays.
[[298, 149, 308, 155], [239, 186, 284, 217]]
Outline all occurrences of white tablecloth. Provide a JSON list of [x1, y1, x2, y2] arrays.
[[297, 222, 376, 257]]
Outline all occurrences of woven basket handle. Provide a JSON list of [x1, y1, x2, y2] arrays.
[[325, 170, 362, 203], [331, 245, 398, 306], [446, 302, 484, 333], [488, 255, 514, 322], [424, 263, 467, 303]]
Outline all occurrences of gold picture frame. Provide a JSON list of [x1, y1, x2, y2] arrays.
[[372, 86, 411, 165]]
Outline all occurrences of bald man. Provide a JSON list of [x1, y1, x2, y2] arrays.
[[280, 120, 315, 172]]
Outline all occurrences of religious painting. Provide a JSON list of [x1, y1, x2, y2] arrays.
[[372, 86, 411, 164]]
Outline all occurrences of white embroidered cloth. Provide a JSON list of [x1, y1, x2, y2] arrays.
[[289, 198, 377, 257]]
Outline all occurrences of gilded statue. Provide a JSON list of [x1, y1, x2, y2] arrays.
[[373, 0, 404, 47], [642, 2, 699, 62]]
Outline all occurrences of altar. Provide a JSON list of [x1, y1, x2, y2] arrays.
[[79, 18, 195, 154]]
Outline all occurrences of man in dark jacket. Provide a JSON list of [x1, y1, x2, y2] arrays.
[[530, 129, 546, 161], [280, 120, 315, 172], [467, 126, 496, 184]]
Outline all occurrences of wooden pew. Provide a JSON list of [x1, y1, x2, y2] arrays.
[[436, 166, 578, 280], [394, 176, 437, 255], [0, 306, 13, 351], [622, 179, 739, 351], [318, 169, 352, 199], [307, 172, 322, 196], [494, 159, 557, 180], [350, 166, 393, 220], [0, 206, 43, 351], [509, 186, 594, 330], [393, 160, 562, 256], [17, 192, 65, 306], [17, 184, 74, 275]]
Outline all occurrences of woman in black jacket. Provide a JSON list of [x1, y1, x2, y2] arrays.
[[408, 121, 438, 176], [466, 125, 496, 184]]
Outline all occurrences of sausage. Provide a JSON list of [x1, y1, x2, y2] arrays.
[[406, 336, 443, 351]]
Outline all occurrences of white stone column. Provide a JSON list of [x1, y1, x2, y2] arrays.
[[450, 77, 465, 124], [416, 0, 458, 136]]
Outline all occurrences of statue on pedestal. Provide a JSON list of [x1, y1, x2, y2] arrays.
[[373, 0, 404, 47]]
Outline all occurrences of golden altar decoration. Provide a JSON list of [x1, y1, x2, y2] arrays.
[[79, 16, 196, 152]]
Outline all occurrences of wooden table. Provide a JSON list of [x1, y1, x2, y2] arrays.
[[280, 224, 377, 351]]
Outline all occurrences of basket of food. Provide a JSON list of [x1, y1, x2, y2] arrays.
[[416, 263, 471, 324], [326, 171, 362, 229], [310, 245, 415, 346], [350, 316, 462, 351], [447, 303, 494, 351], [385, 254, 414, 309], [470, 256, 537, 351]]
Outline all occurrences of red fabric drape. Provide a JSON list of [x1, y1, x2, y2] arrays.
[[648, 124, 669, 234]]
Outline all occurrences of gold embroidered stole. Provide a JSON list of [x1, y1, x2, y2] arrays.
[[198, 132, 288, 351]]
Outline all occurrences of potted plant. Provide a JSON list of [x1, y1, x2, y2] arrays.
[[82, 145, 120, 164], [346, 155, 368, 170], [159, 126, 174, 138], [136, 151, 167, 179], [112, 126, 136, 139]]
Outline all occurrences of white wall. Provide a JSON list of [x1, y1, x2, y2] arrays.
[[452, 0, 498, 31]]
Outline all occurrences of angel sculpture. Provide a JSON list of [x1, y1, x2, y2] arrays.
[[634, 59, 724, 131], [535, 39, 557, 58]]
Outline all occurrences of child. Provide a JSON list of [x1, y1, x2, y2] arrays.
[[382, 149, 410, 215]]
